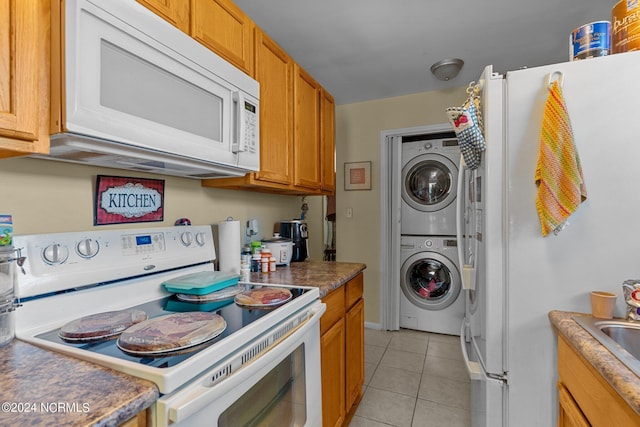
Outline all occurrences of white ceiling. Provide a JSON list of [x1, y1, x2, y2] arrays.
[[234, 0, 614, 105]]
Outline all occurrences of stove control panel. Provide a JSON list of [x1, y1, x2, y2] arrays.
[[122, 231, 166, 255], [14, 226, 216, 299]]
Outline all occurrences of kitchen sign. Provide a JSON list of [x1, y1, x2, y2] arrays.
[[94, 175, 164, 225]]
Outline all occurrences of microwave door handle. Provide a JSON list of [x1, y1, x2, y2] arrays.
[[232, 91, 246, 153]]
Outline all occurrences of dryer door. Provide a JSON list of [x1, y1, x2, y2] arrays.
[[401, 252, 461, 311], [402, 154, 458, 213]]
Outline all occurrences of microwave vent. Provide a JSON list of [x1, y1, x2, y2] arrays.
[[30, 133, 249, 179]]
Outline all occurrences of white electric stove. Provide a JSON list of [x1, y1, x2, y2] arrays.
[[13, 226, 324, 427]]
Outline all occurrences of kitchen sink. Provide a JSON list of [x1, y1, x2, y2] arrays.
[[573, 315, 640, 378]]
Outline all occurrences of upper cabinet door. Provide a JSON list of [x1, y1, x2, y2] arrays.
[[254, 29, 294, 185], [136, 0, 190, 33], [293, 65, 321, 190], [0, 0, 47, 157], [320, 89, 335, 193], [191, 0, 255, 76]]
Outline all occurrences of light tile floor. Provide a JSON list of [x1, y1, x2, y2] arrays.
[[348, 328, 471, 427]]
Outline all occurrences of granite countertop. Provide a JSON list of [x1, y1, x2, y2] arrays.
[[246, 260, 367, 298], [0, 340, 158, 427], [549, 310, 640, 414]]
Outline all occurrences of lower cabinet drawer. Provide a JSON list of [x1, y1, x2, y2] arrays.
[[320, 285, 345, 334]]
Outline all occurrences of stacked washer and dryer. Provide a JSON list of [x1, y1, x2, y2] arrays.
[[399, 132, 464, 335]]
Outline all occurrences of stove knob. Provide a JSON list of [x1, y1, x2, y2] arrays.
[[42, 243, 69, 265], [76, 238, 100, 259], [195, 232, 206, 247], [180, 231, 193, 247]]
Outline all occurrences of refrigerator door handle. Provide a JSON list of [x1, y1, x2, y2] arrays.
[[456, 156, 476, 291], [460, 322, 483, 381], [456, 156, 466, 269]]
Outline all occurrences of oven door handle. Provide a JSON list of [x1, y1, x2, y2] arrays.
[[163, 302, 326, 424]]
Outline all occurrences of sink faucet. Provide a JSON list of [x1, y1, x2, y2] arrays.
[[622, 280, 640, 321]]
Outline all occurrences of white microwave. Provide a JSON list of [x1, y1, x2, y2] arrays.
[[39, 0, 260, 179]]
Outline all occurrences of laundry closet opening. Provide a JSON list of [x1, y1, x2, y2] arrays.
[[379, 124, 461, 332]]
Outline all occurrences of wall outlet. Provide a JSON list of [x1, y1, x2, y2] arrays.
[[346, 207, 353, 218]]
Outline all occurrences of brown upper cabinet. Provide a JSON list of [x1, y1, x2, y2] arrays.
[[136, 0, 190, 34], [320, 89, 336, 193], [253, 30, 294, 186], [293, 65, 321, 191], [0, 0, 50, 159], [191, 0, 255, 76], [138, 0, 255, 76]]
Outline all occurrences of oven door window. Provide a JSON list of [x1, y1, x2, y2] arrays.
[[219, 344, 307, 427]]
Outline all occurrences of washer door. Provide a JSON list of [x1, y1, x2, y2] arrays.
[[401, 252, 461, 311], [402, 154, 458, 213]]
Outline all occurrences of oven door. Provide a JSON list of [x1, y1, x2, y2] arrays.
[[156, 302, 326, 427]]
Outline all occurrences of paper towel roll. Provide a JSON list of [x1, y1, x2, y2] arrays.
[[217, 219, 241, 274]]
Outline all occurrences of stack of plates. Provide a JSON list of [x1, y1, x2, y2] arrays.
[[161, 271, 240, 295]]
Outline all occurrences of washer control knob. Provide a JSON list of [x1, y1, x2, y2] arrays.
[[424, 239, 433, 247], [42, 243, 70, 265], [76, 238, 100, 259], [180, 231, 193, 247], [424, 143, 433, 150], [195, 232, 207, 247]]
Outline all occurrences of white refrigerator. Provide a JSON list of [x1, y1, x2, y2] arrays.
[[457, 50, 640, 427]]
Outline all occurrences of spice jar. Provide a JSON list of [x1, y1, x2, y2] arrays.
[[251, 254, 262, 272], [260, 248, 271, 273]]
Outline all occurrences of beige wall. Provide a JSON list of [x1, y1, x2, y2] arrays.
[[1, 158, 301, 248], [335, 86, 468, 326]]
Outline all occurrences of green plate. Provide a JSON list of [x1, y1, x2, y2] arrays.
[[161, 271, 240, 295]]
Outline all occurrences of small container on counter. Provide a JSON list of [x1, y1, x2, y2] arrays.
[[250, 241, 262, 254], [240, 263, 251, 281], [260, 248, 271, 273], [269, 256, 277, 272], [0, 214, 13, 247], [251, 254, 262, 272]]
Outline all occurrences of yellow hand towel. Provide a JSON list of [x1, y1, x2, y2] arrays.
[[534, 80, 587, 237]]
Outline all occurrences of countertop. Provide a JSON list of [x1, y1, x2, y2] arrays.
[[0, 339, 158, 427], [0, 261, 364, 426], [549, 310, 640, 414], [245, 260, 367, 298]]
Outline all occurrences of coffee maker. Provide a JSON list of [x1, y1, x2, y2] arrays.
[[279, 220, 308, 262]]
